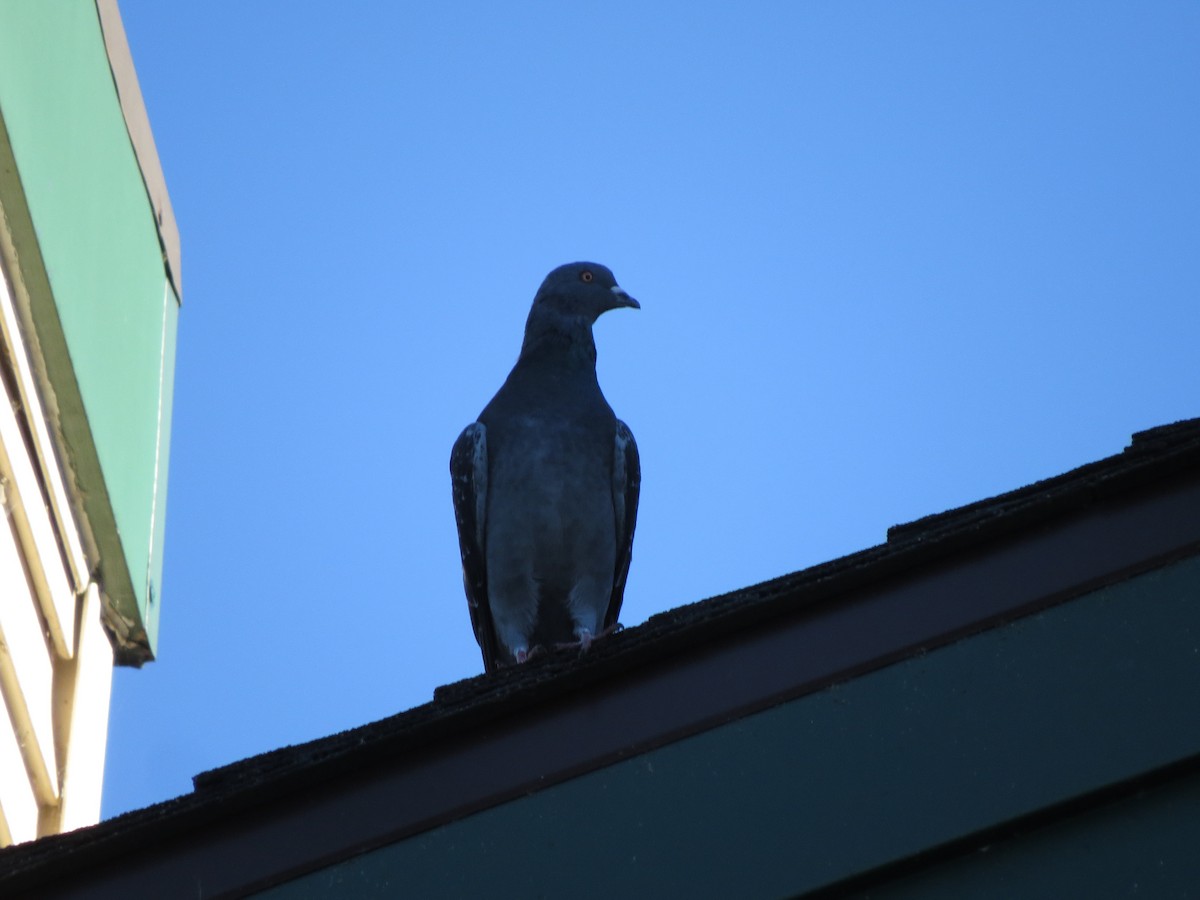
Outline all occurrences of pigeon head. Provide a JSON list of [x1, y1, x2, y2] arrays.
[[532, 262, 640, 324], [520, 262, 638, 363]]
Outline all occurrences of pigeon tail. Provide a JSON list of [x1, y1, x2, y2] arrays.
[[528, 583, 578, 651]]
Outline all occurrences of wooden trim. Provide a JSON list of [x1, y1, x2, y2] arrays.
[[50, 585, 115, 835], [0, 255, 91, 609]]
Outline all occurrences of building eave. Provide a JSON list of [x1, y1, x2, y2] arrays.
[[95, 0, 181, 298]]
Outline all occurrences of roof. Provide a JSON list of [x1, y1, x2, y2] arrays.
[[3, 417, 1199, 897]]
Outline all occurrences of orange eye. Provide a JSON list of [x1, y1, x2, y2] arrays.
[[580, 270, 594, 283]]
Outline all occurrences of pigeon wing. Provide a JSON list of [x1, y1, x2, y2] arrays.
[[450, 422, 499, 672], [605, 419, 640, 631]]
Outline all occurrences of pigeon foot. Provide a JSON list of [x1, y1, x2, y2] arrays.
[[513, 645, 545, 665], [554, 623, 624, 655]]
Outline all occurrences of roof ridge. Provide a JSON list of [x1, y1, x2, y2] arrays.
[[887, 417, 1200, 543], [193, 418, 1200, 796]]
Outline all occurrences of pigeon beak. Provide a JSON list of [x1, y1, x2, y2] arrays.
[[610, 285, 640, 310]]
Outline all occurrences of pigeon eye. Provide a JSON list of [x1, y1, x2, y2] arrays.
[[580, 270, 594, 283]]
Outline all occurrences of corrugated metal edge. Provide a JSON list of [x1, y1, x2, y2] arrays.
[[94, 0, 182, 301]]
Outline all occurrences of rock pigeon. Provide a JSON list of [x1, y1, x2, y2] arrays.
[[450, 262, 641, 673]]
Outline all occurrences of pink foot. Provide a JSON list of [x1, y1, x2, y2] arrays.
[[513, 645, 544, 664]]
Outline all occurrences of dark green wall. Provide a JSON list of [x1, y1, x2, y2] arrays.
[[861, 764, 1200, 899]]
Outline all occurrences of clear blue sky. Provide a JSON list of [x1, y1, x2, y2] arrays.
[[103, 1, 1200, 819]]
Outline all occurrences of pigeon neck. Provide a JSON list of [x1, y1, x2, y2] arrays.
[[518, 308, 598, 369]]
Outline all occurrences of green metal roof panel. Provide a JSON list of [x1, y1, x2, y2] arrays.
[[0, 0, 178, 661], [260, 554, 1200, 899], [861, 765, 1200, 899]]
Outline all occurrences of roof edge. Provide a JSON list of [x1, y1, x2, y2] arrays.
[[193, 419, 1200, 795], [94, 0, 181, 300], [886, 417, 1200, 544]]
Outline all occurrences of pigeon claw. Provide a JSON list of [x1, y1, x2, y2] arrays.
[[555, 622, 624, 656], [553, 637, 588, 654], [513, 645, 545, 665]]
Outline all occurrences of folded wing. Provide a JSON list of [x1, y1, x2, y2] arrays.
[[606, 419, 641, 631], [450, 422, 499, 672]]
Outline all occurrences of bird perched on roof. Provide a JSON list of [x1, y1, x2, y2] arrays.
[[450, 262, 641, 673]]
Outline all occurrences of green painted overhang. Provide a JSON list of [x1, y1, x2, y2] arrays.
[[0, 0, 180, 664]]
